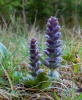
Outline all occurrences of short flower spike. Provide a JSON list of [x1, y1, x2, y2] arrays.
[[28, 38, 43, 77], [44, 16, 62, 70]]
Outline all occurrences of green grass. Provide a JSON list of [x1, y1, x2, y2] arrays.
[[0, 26, 82, 100]]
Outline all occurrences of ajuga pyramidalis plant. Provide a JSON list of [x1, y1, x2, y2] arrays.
[[28, 38, 43, 78], [44, 16, 62, 76]]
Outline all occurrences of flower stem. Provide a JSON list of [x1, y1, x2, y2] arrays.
[[48, 68, 54, 76]]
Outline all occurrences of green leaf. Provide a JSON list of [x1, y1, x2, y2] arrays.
[[74, 93, 82, 100], [78, 93, 82, 100], [36, 72, 47, 82], [53, 92, 60, 100], [13, 71, 22, 82], [24, 73, 36, 87], [24, 73, 51, 89], [74, 64, 79, 73], [36, 72, 51, 89], [14, 71, 22, 77], [26, 74, 34, 80], [24, 79, 36, 87], [23, 74, 34, 81], [0, 42, 7, 58]]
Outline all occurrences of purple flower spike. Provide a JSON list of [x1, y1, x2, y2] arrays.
[[44, 16, 62, 70], [28, 38, 42, 77]]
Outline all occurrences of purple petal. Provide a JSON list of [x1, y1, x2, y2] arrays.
[[54, 44, 62, 48], [53, 32, 61, 40], [35, 66, 40, 71], [46, 39, 54, 45], [46, 39, 61, 47], [28, 64, 33, 70], [47, 48, 54, 53], [46, 27, 50, 32], [33, 54, 40, 63], [36, 54, 40, 59], [45, 35, 50, 39], [46, 32, 53, 37], [44, 60, 50, 67], [55, 57, 61, 63], [48, 17, 58, 24], [46, 22, 53, 30], [54, 52, 61, 57], [54, 47, 61, 54], [30, 54, 40, 62], [53, 57, 61, 67], [30, 44, 36, 49], [46, 58, 55, 63], [30, 38, 37, 44], [53, 26, 60, 33], [35, 52, 39, 56], [36, 69, 43, 75], [35, 61, 41, 67], [43, 50, 50, 56], [45, 42, 49, 47], [52, 21, 58, 27], [55, 32, 61, 37], [30, 51, 39, 56], [54, 40, 61, 46], [29, 63, 36, 67], [45, 47, 61, 55], [29, 56, 35, 61], [30, 49, 36, 54]]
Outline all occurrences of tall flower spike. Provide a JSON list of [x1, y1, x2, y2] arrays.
[[28, 38, 43, 77], [44, 16, 62, 76]]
